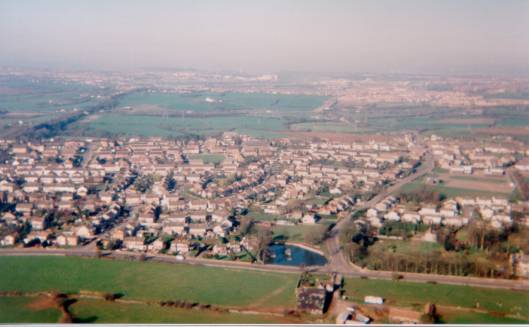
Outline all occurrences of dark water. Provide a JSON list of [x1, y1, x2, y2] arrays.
[[266, 244, 327, 267]]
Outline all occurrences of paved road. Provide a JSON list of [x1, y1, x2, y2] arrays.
[[325, 152, 435, 273], [3, 151, 529, 291], [507, 167, 529, 200], [2, 246, 529, 291]]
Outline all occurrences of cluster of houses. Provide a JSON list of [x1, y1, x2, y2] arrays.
[[361, 195, 520, 232], [429, 134, 528, 175], [0, 132, 419, 257]]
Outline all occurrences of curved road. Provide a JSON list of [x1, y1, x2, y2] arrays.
[[2, 153, 529, 291]]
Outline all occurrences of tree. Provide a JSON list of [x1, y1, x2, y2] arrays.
[[164, 170, 177, 192], [134, 174, 155, 193], [239, 218, 254, 236], [256, 229, 273, 263]]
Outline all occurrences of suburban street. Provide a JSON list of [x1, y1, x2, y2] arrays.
[[325, 152, 435, 273], [4, 151, 528, 292]]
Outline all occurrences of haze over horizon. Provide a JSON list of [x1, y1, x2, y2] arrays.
[[1, 0, 528, 76]]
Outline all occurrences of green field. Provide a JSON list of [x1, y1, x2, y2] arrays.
[[120, 91, 327, 114], [448, 174, 509, 184], [70, 298, 287, 324], [189, 153, 225, 165], [0, 297, 61, 323], [0, 256, 297, 307], [441, 310, 529, 324], [290, 121, 366, 133], [0, 296, 291, 324], [0, 76, 103, 113], [87, 114, 289, 138], [343, 278, 529, 320], [369, 239, 442, 255], [398, 180, 509, 198], [1, 256, 528, 323], [83, 91, 328, 139], [269, 224, 326, 243]]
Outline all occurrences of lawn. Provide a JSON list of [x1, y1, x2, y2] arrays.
[[189, 153, 225, 165], [370, 239, 442, 255], [0, 297, 61, 323], [343, 278, 529, 319], [268, 224, 327, 244], [0, 256, 297, 308], [245, 208, 283, 222], [448, 174, 509, 185]]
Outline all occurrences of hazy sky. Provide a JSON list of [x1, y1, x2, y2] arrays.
[[1, 0, 528, 75]]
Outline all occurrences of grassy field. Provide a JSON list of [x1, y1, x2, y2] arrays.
[[120, 91, 327, 114], [83, 91, 329, 139], [189, 153, 225, 165], [369, 239, 442, 255], [448, 174, 509, 184], [0, 256, 297, 308], [440, 310, 529, 324], [0, 296, 293, 324], [87, 114, 289, 138], [69, 298, 288, 324], [343, 278, 529, 320], [399, 180, 509, 198], [0, 297, 61, 323], [269, 224, 328, 244], [1, 256, 528, 323], [0, 76, 102, 113], [290, 121, 366, 133]]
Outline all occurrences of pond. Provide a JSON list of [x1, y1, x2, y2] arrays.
[[265, 244, 327, 267]]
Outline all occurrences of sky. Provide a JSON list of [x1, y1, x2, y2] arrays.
[[1, 0, 528, 75]]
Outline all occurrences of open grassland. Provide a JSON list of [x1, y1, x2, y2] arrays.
[[399, 179, 510, 198], [343, 278, 529, 321], [86, 114, 288, 138], [440, 310, 529, 324], [0, 76, 102, 113], [0, 296, 292, 324], [369, 239, 443, 255], [120, 91, 328, 114], [0, 256, 297, 308], [447, 174, 509, 184], [83, 91, 328, 139], [1, 256, 528, 323], [0, 297, 61, 323], [69, 298, 289, 324], [289, 121, 367, 133]]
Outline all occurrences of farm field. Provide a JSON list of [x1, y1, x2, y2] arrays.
[[0, 296, 292, 324], [81, 91, 330, 138], [85, 114, 289, 138], [69, 298, 290, 324], [436, 173, 513, 194], [0, 297, 61, 323], [0, 256, 297, 308], [0, 76, 103, 113], [0, 256, 528, 323], [290, 121, 366, 133], [343, 278, 529, 322], [120, 91, 328, 115]]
